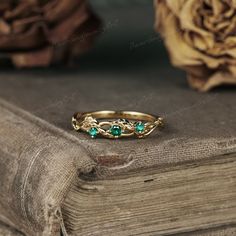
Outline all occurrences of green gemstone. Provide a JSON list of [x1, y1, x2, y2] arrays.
[[135, 122, 145, 133], [110, 125, 122, 137], [89, 127, 98, 138]]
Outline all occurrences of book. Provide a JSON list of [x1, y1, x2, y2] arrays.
[[0, 66, 235, 236], [0, 222, 23, 236]]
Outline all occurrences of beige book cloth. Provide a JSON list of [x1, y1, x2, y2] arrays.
[[0, 222, 24, 236], [0, 67, 235, 235]]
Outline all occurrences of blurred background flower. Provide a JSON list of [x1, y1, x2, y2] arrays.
[[0, 0, 101, 68], [1, 0, 235, 92], [155, 0, 236, 91]]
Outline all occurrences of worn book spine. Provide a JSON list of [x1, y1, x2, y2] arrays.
[[0, 222, 24, 236], [0, 98, 236, 236], [0, 99, 96, 236]]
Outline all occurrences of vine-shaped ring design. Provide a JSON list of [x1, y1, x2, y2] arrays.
[[72, 111, 164, 139]]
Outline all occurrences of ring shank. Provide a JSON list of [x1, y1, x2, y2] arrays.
[[75, 111, 159, 122]]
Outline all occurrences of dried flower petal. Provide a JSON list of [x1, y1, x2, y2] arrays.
[[0, 0, 101, 68], [155, 0, 236, 91]]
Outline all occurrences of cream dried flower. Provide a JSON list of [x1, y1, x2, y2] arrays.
[[155, 0, 236, 91]]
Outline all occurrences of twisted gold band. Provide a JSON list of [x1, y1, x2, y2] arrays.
[[72, 111, 164, 139]]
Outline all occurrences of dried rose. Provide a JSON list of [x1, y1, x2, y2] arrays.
[[155, 0, 236, 91], [0, 0, 101, 68]]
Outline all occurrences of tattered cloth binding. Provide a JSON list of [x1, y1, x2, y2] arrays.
[[0, 72, 235, 236]]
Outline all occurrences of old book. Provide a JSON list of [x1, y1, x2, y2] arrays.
[[0, 222, 24, 236], [0, 66, 235, 236]]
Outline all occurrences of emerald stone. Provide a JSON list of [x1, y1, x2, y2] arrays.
[[110, 125, 122, 137], [89, 127, 98, 138], [135, 122, 145, 133]]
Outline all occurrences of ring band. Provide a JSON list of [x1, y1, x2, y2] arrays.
[[72, 111, 164, 139]]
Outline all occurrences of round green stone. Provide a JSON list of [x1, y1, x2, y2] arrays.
[[110, 125, 122, 137], [135, 122, 145, 133], [89, 127, 98, 138]]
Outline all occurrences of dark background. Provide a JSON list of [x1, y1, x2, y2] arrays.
[[78, 0, 172, 72]]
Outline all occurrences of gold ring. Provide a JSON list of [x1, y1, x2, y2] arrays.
[[72, 111, 164, 139]]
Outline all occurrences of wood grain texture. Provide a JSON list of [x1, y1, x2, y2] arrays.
[[62, 153, 236, 236]]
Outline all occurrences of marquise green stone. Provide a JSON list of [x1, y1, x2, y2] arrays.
[[135, 122, 145, 133], [89, 127, 98, 138], [110, 125, 122, 137]]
